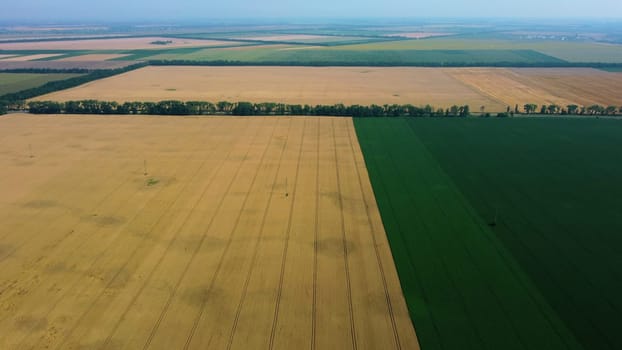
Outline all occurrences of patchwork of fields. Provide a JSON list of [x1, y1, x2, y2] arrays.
[[355, 118, 622, 350], [0, 114, 418, 350], [3, 23, 622, 350], [32, 66, 622, 113]]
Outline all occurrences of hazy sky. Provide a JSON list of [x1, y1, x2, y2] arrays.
[[2, 0, 622, 22]]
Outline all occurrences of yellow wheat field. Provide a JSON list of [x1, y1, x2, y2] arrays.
[[33, 66, 504, 111], [0, 114, 418, 350], [34, 66, 622, 112]]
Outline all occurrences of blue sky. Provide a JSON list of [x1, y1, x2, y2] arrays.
[[2, 0, 622, 22]]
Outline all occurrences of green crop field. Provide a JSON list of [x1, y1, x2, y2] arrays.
[[143, 45, 565, 65], [0, 72, 83, 95], [354, 117, 622, 350], [174, 32, 385, 45], [340, 38, 622, 63]]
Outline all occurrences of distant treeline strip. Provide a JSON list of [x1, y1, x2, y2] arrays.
[[25, 100, 472, 117], [19, 100, 622, 118], [147, 59, 622, 68]]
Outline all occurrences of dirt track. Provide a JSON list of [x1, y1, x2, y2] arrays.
[[0, 114, 418, 350]]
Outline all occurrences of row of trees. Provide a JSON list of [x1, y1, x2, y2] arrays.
[[148, 59, 622, 68], [11, 99, 622, 119], [26, 100, 472, 118], [519, 103, 622, 115]]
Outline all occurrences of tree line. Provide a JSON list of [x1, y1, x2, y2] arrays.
[[148, 59, 622, 69], [19, 100, 622, 118], [26, 100, 472, 117], [515, 103, 622, 116]]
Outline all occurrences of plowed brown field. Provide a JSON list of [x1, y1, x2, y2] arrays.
[[0, 114, 418, 350]]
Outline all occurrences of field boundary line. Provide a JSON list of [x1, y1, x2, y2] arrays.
[[180, 118, 280, 350], [346, 118, 405, 350], [332, 118, 358, 350], [224, 117, 293, 350], [311, 117, 320, 350], [268, 118, 306, 350]]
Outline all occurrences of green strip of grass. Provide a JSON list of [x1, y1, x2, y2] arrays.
[[354, 118, 583, 350]]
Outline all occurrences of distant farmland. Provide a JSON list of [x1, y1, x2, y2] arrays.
[[0, 37, 235, 50], [355, 117, 622, 350], [0, 72, 83, 95], [0, 60, 140, 71], [33, 66, 622, 113]]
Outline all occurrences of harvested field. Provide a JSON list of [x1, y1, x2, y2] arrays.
[[0, 37, 234, 50], [0, 60, 140, 71], [34, 66, 504, 110], [57, 54, 130, 61], [0, 54, 62, 61], [0, 114, 418, 350], [448, 68, 622, 110]]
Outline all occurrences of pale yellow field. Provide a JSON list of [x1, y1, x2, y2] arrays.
[[0, 37, 233, 50], [34, 66, 504, 110], [241, 34, 329, 41], [386, 32, 451, 38], [215, 44, 291, 51], [0, 114, 418, 350], [57, 54, 130, 61], [0, 54, 62, 61], [448, 68, 622, 110]]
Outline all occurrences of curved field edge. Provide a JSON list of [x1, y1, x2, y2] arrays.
[[353, 118, 583, 350], [407, 118, 622, 350]]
